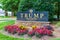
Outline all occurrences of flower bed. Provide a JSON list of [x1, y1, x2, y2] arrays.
[[5, 25, 19, 34], [4, 25, 54, 38], [28, 30, 35, 37]]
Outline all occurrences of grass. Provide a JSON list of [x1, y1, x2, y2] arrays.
[[0, 16, 10, 18], [0, 20, 15, 30], [0, 20, 31, 40], [55, 21, 60, 27], [52, 21, 60, 28], [0, 33, 31, 40], [0, 33, 24, 40], [0, 16, 16, 18], [50, 38, 60, 40]]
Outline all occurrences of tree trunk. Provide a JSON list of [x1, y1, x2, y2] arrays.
[[5, 10, 8, 16]]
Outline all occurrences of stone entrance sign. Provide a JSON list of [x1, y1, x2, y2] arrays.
[[16, 9, 49, 26], [17, 9, 48, 21]]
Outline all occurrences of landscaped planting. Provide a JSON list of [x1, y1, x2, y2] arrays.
[[28, 30, 35, 37], [5, 25, 19, 34], [35, 28, 53, 38], [4, 25, 54, 38]]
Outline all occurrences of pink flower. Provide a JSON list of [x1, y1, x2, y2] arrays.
[[46, 30, 52, 35], [36, 29, 44, 34], [5, 25, 12, 31], [17, 29, 27, 35], [28, 30, 35, 35]]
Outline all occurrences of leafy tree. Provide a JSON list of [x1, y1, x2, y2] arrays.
[[0, 0, 59, 21], [0, 0, 20, 16], [18, 0, 59, 21]]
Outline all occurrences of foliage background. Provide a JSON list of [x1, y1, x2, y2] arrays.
[[0, 0, 59, 21]]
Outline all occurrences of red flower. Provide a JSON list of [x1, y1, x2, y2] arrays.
[[42, 27, 53, 35], [5, 25, 12, 31], [8, 28, 14, 33], [17, 29, 27, 35], [12, 25, 19, 31], [36, 29, 44, 34], [28, 30, 35, 36], [12, 25, 18, 29], [5, 25, 20, 34], [46, 30, 52, 35]]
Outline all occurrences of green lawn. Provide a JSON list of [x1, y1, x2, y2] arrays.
[[0, 33, 31, 40], [0, 20, 15, 30], [0, 20, 31, 40], [0, 33, 24, 40], [0, 16, 16, 18], [56, 21, 60, 27], [0, 16, 10, 18], [50, 38, 60, 40]]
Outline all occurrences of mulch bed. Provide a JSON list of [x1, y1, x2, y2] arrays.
[[0, 30, 56, 40], [0, 27, 60, 40]]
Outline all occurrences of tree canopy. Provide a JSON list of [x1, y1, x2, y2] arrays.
[[18, 0, 59, 21], [0, 0, 59, 21], [0, 0, 20, 16]]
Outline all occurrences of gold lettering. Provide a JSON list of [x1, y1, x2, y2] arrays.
[[25, 14, 28, 18], [28, 14, 31, 18], [20, 13, 23, 18], [34, 14, 39, 18], [40, 14, 44, 18]]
